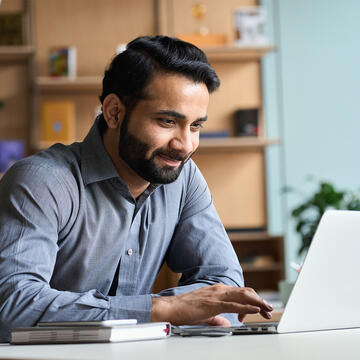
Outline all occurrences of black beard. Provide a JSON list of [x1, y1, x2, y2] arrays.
[[118, 116, 190, 184]]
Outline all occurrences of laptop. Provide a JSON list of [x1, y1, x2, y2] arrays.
[[174, 210, 360, 335]]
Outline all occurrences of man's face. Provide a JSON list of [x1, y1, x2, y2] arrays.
[[118, 74, 209, 184]]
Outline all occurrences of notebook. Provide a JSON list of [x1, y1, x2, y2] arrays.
[[174, 210, 360, 335]]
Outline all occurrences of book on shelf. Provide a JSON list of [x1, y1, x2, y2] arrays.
[[0, 140, 24, 173], [0, 13, 23, 45], [177, 33, 228, 47], [40, 101, 75, 144], [10, 321, 170, 345], [200, 130, 231, 138], [48, 46, 77, 77]]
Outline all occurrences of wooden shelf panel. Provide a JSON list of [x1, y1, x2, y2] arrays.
[[198, 137, 280, 152], [203, 45, 276, 62], [36, 76, 102, 92], [242, 262, 283, 272], [228, 232, 283, 242], [0, 46, 35, 62]]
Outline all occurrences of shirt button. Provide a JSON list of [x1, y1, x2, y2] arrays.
[[127, 248, 133, 256]]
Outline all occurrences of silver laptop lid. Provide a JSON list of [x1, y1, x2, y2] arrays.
[[278, 210, 360, 333]]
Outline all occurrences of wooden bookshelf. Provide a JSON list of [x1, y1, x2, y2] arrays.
[[231, 233, 285, 291], [203, 45, 276, 62], [198, 137, 280, 152], [36, 76, 102, 92], [0, 0, 285, 293]]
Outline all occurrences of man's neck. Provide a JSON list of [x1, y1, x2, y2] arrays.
[[115, 157, 150, 199], [103, 130, 149, 199]]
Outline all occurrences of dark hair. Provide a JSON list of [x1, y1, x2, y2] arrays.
[[98, 35, 220, 129]]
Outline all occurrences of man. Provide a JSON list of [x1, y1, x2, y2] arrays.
[[0, 36, 272, 341]]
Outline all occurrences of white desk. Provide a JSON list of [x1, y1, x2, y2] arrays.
[[1, 328, 360, 360]]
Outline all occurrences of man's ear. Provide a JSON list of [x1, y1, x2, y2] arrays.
[[102, 94, 126, 129]]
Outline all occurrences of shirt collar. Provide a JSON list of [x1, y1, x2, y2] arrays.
[[80, 116, 119, 186]]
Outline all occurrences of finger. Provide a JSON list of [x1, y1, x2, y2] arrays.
[[263, 299, 274, 312], [219, 301, 261, 315], [204, 315, 231, 327], [219, 287, 260, 305], [260, 309, 272, 320], [238, 313, 246, 323], [236, 288, 274, 312]]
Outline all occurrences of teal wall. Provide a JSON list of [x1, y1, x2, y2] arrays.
[[262, 0, 360, 280]]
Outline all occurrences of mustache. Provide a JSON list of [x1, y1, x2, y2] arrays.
[[152, 148, 192, 162]]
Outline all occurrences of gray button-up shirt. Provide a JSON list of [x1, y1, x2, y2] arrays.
[[0, 118, 243, 341]]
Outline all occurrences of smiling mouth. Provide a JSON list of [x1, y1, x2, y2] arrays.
[[157, 154, 182, 167]]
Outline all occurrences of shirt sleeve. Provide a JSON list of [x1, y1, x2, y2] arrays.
[[157, 160, 244, 297], [0, 163, 151, 342]]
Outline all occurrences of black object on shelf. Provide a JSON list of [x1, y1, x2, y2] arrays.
[[234, 108, 258, 136]]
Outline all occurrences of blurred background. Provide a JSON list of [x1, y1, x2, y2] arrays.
[[0, 0, 359, 296]]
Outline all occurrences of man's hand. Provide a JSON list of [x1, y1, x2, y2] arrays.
[[151, 284, 273, 325]]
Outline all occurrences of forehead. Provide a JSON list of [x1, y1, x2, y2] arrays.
[[140, 73, 209, 112]]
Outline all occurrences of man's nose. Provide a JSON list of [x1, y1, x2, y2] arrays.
[[169, 129, 194, 155]]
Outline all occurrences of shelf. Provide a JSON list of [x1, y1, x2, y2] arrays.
[[0, 46, 35, 62], [35, 45, 276, 90], [197, 137, 280, 152], [242, 262, 283, 272], [202, 44, 276, 62], [36, 76, 102, 92], [228, 232, 283, 242], [36, 137, 280, 152]]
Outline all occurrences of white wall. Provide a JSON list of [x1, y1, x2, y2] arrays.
[[262, 0, 360, 280]]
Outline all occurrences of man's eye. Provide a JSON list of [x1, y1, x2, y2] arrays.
[[191, 122, 204, 130], [158, 118, 175, 126]]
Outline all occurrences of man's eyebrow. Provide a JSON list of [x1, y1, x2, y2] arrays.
[[153, 110, 208, 122], [153, 110, 186, 119], [196, 115, 208, 122]]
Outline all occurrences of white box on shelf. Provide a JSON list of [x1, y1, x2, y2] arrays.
[[234, 6, 267, 46]]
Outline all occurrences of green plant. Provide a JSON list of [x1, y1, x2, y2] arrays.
[[285, 181, 360, 256]]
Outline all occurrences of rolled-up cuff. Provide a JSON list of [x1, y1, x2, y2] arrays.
[[108, 294, 152, 323]]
